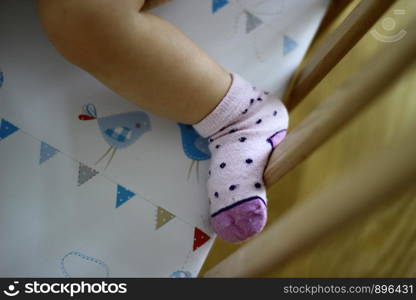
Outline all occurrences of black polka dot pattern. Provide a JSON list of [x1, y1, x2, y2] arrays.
[[197, 75, 290, 235], [198, 71, 291, 235]]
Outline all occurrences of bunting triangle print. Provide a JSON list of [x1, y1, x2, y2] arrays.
[[245, 11, 263, 34], [0, 118, 19, 141], [0, 68, 4, 88], [77, 163, 99, 186], [155, 206, 175, 230], [212, 0, 229, 14], [39, 141, 59, 164], [193, 227, 210, 251], [116, 185, 135, 208], [283, 35, 298, 56]]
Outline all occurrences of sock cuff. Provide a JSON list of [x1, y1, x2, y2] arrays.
[[193, 72, 254, 137]]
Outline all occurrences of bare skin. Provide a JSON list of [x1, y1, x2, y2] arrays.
[[37, 0, 232, 124]]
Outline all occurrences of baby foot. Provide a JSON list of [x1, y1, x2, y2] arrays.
[[194, 73, 288, 242]]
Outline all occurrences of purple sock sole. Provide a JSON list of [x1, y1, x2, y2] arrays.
[[267, 130, 287, 149], [211, 197, 267, 243]]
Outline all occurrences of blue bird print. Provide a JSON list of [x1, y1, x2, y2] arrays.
[[178, 123, 211, 183], [79, 104, 151, 169]]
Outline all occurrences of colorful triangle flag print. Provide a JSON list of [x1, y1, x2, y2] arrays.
[[116, 185, 135, 208], [193, 227, 210, 251], [39, 141, 59, 164], [0, 118, 19, 141], [0, 70, 4, 87], [155, 206, 175, 230], [245, 11, 263, 33], [212, 0, 229, 13], [283, 35, 298, 56], [77, 163, 99, 186]]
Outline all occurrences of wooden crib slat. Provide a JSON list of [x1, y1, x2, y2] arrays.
[[286, 0, 395, 111], [264, 17, 416, 187], [204, 135, 416, 277], [142, 0, 171, 11], [313, 0, 354, 41]]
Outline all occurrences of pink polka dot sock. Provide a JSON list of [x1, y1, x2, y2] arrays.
[[193, 73, 289, 243]]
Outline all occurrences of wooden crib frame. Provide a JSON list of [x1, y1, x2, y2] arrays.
[[144, 0, 416, 277], [201, 0, 416, 277]]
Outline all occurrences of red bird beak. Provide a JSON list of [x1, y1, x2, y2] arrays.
[[78, 114, 96, 121]]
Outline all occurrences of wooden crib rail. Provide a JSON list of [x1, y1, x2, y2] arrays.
[[313, 0, 354, 40], [285, 0, 396, 111], [142, 0, 171, 11], [264, 16, 416, 187], [203, 16, 416, 277]]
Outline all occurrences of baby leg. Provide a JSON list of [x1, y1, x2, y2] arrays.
[[37, 0, 231, 124], [37, 0, 288, 242]]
